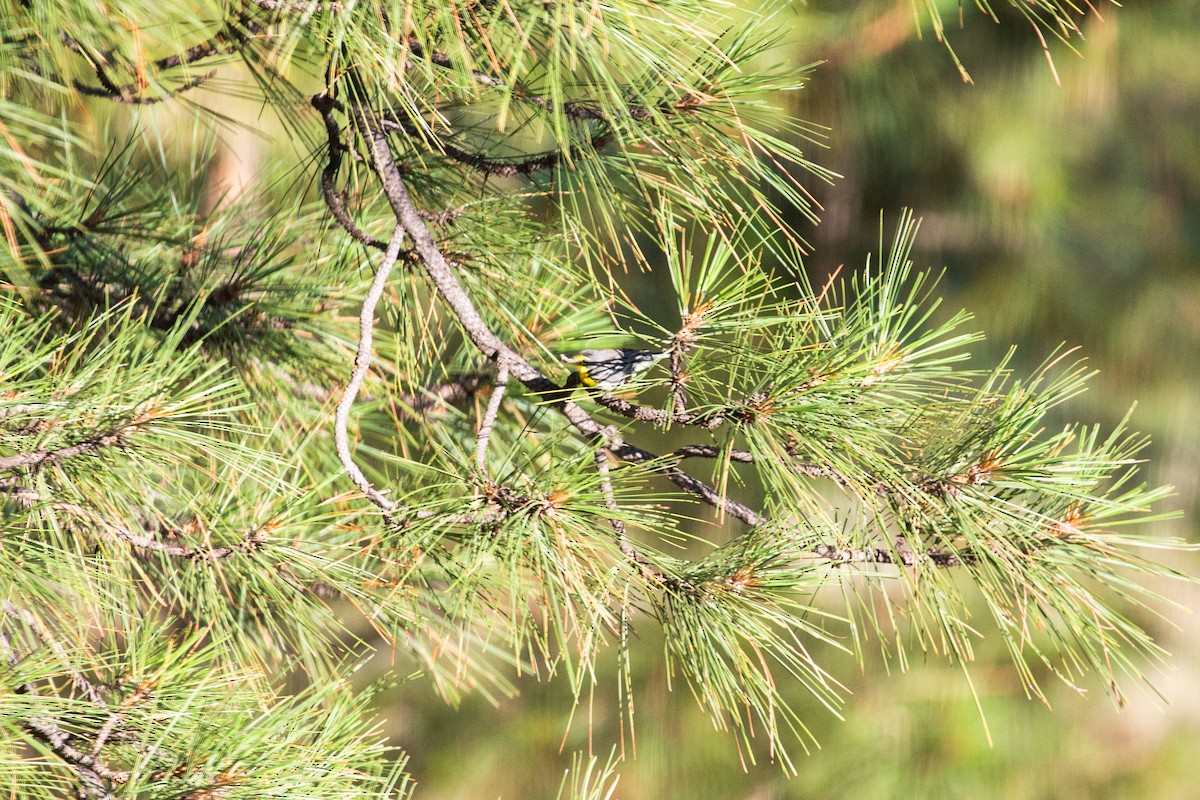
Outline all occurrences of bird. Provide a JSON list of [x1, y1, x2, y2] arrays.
[[559, 348, 667, 390]]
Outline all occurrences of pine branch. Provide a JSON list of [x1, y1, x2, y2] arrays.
[[593, 448, 682, 590], [812, 542, 967, 568], [72, 71, 215, 105], [588, 393, 676, 425], [587, 392, 729, 429], [56, 500, 269, 560], [1, 603, 127, 798], [673, 445, 755, 464], [22, 715, 124, 799], [312, 93, 388, 251], [350, 91, 763, 525], [249, 0, 347, 14], [0, 429, 128, 472], [3, 2, 1173, 783], [379, 116, 612, 178], [399, 373, 492, 417], [1, 601, 104, 704], [61, 15, 259, 104], [0, 476, 40, 503]]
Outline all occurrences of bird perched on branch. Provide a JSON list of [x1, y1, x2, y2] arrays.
[[560, 348, 667, 390]]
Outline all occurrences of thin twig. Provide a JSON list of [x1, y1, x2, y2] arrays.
[[312, 95, 475, 260], [588, 392, 724, 429], [670, 444, 870, 488], [251, 0, 346, 13], [0, 403, 47, 422], [673, 445, 755, 463], [402, 38, 505, 89], [23, 713, 127, 793], [0, 429, 127, 472], [91, 711, 125, 759], [65, 15, 258, 104], [4, 476, 262, 559], [668, 346, 688, 419], [589, 394, 673, 424], [812, 543, 965, 568], [1, 476, 40, 504], [593, 449, 680, 589], [311, 94, 388, 250], [334, 224, 407, 517], [1, 601, 104, 704], [149, 15, 258, 71], [380, 116, 610, 177], [92, 680, 155, 758], [73, 71, 215, 105], [595, 450, 691, 594], [615, 446, 761, 526], [0, 626, 19, 667], [417, 206, 467, 226], [0, 625, 115, 798], [593, 449, 629, 546], [54, 501, 266, 560], [400, 373, 491, 417], [475, 367, 508, 474], [24, 712, 130, 784], [59, 32, 122, 93]]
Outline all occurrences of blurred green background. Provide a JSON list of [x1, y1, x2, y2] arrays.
[[371, 2, 1200, 798]]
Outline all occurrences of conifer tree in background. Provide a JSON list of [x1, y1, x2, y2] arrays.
[[0, 1, 1188, 797]]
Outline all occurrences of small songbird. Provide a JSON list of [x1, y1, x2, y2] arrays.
[[560, 348, 667, 390]]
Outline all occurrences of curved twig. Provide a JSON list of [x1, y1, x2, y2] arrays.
[[312, 95, 474, 257], [312, 94, 389, 250], [333, 224, 407, 516], [73, 71, 215, 105], [380, 116, 610, 178]]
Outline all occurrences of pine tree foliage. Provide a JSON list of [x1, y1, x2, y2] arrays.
[[0, 0, 1185, 797]]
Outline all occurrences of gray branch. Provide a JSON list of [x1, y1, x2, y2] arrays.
[[333, 224, 408, 517]]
